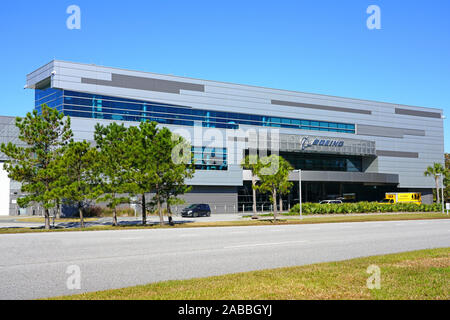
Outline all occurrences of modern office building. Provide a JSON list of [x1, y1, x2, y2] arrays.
[[0, 60, 445, 215]]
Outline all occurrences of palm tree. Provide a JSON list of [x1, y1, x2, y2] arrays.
[[256, 155, 293, 222], [278, 160, 294, 213], [424, 163, 446, 203], [241, 154, 262, 218]]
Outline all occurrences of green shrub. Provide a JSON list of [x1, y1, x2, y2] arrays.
[[73, 206, 103, 218], [288, 202, 441, 215], [147, 208, 169, 216], [75, 206, 136, 218]]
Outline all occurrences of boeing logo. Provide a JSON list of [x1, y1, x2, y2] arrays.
[[301, 137, 313, 150], [301, 137, 345, 150]]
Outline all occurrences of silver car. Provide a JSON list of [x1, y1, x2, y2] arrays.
[[319, 200, 343, 204]]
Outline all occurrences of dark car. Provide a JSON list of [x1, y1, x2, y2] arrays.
[[181, 204, 211, 217]]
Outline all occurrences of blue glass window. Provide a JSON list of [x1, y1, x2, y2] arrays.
[[34, 89, 356, 134], [192, 146, 227, 171], [34, 88, 63, 113]]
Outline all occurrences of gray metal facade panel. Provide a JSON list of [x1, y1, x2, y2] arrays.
[[357, 124, 403, 138], [285, 171, 400, 184], [185, 166, 244, 187], [26, 61, 53, 87], [395, 108, 442, 118], [376, 150, 419, 158], [357, 124, 426, 138], [0, 116, 24, 161], [177, 186, 238, 214], [23, 60, 444, 189], [271, 99, 372, 115], [81, 73, 205, 94], [402, 128, 426, 136]]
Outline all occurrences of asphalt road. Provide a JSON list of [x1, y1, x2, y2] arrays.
[[0, 219, 449, 300]]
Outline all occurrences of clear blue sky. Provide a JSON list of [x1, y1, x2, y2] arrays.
[[1, 0, 449, 150]]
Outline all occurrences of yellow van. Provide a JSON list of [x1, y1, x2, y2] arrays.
[[381, 192, 422, 205]]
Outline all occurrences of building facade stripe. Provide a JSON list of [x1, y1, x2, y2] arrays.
[[81, 73, 205, 94], [376, 150, 419, 158], [271, 99, 372, 115], [395, 108, 441, 119]]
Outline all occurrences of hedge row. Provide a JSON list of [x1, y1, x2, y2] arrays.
[[76, 206, 170, 218], [288, 202, 442, 215], [75, 207, 136, 218]]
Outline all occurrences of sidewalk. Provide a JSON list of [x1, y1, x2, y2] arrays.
[[0, 216, 44, 229], [247, 211, 447, 219], [1, 212, 445, 229], [0, 213, 245, 229]]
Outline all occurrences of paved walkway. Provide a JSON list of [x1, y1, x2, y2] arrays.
[[1, 211, 447, 229], [0, 214, 245, 229]]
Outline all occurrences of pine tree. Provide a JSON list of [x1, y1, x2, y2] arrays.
[[152, 128, 194, 226], [125, 121, 159, 225], [161, 134, 195, 224], [0, 105, 73, 229], [94, 123, 132, 226], [54, 141, 101, 228]]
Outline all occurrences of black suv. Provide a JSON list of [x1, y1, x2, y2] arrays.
[[181, 204, 211, 217]]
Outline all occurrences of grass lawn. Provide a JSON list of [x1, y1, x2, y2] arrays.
[[52, 248, 450, 300], [1, 213, 449, 234]]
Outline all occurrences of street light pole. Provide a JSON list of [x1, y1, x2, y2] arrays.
[[437, 173, 444, 214], [441, 174, 445, 215], [439, 114, 446, 214], [298, 169, 302, 219]]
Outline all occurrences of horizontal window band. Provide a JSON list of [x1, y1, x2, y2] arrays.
[[62, 99, 354, 130], [60, 90, 355, 130], [62, 108, 354, 133], [65, 109, 352, 131]]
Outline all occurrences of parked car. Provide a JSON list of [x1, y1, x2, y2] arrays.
[[181, 204, 211, 217], [319, 200, 343, 204], [378, 198, 394, 204]]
